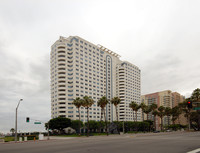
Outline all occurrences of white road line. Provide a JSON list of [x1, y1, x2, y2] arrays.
[[187, 148, 200, 153]]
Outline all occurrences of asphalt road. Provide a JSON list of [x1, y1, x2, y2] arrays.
[[0, 132, 200, 153]]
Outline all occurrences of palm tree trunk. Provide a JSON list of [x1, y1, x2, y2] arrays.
[[99, 108, 103, 133], [136, 111, 137, 122], [142, 111, 144, 121], [103, 108, 108, 136], [116, 105, 119, 134], [116, 105, 118, 122], [167, 115, 170, 129], [136, 111, 138, 132], [161, 117, 163, 131], [147, 113, 149, 120], [133, 111, 135, 122], [87, 107, 89, 137], [154, 115, 156, 131], [78, 107, 81, 135]]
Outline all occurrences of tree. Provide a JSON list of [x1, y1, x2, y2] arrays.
[[72, 97, 83, 135], [190, 112, 199, 130], [85, 120, 98, 132], [97, 96, 109, 136], [179, 99, 192, 130], [152, 110, 158, 131], [165, 107, 172, 128], [111, 97, 121, 122], [97, 121, 105, 132], [82, 96, 94, 137], [171, 106, 181, 125], [157, 106, 165, 131], [140, 102, 147, 121], [10, 128, 15, 136], [150, 103, 158, 127], [71, 120, 83, 133], [191, 88, 200, 102], [129, 102, 140, 122], [143, 106, 152, 120], [191, 88, 200, 130], [46, 117, 71, 134]]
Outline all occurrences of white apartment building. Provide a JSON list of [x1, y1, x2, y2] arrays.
[[50, 36, 141, 122]]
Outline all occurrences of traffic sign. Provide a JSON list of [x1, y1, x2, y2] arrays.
[[193, 107, 200, 110], [34, 122, 41, 124]]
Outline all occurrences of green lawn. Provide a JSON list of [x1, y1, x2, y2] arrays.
[[0, 136, 15, 142]]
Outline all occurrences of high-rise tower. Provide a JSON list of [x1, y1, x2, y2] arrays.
[[50, 36, 141, 122]]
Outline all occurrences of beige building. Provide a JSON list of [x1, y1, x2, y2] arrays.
[[50, 36, 141, 122], [141, 90, 185, 130]]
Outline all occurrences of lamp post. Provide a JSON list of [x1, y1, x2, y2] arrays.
[[15, 99, 23, 142]]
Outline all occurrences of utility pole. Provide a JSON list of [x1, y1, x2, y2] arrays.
[[15, 99, 23, 142]]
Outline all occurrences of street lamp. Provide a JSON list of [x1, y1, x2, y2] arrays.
[[15, 99, 23, 142]]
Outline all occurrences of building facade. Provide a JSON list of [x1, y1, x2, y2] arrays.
[[50, 36, 141, 122], [141, 90, 185, 130]]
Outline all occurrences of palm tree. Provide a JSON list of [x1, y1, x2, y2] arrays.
[[150, 103, 158, 121], [157, 106, 165, 131], [111, 97, 121, 122], [165, 107, 172, 128], [143, 106, 152, 120], [140, 102, 147, 121], [97, 96, 109, 136], [191, 88, 200, 102], [171, 106, 180, 125], [10, 128, 15, 136], [72, 97, 83, 135], [191, 88, 200, 130], [129, 102, 140, 121], [179, 99, 192, 130], [152, 110, 158, 131], [150, 104, 158, 130], [82, 96, 94, 137]]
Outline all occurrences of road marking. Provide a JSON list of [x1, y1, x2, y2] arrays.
[[187, 148, 200, 153]]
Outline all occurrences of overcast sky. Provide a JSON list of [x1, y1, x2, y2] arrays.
[[0, 0, 200, 133]]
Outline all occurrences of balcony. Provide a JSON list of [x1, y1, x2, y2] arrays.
[[68, 77, 73, 80], [67, 56, 73, 60], [68, 65, 73, 68], [58, 98, 66, 101], [58, 46, 65, 49], [58, 102, 66, 105], [58, 95, 66, 99], [58, 81, 65, 84], [58, 72, 65, 75], [58, 86, 66, 90], [58, 74, 66, 78], [59, 107, 66, 109], [58, 89, 66, 92], [58, 68, 66, 71], [58, 51, 65, 54], [57, 53, 66, 57], [58, 57, 66, 61], [58, 59, 65, 62], [68, 81, 73, 84], [67, 52, 73, 55], [59, 111, 66, 114], [68, 60, 73, 63]]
